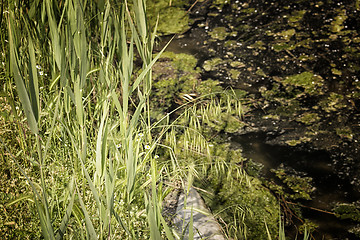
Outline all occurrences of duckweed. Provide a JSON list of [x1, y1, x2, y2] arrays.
[[319, 92, 346, 112], [203, 57, 225, 71], [298, 112, 320, 125], [208, 27, 229, 41], [280, 72, 324, 94], [336, 127, 353, 140], [334, 202, 360, 222]]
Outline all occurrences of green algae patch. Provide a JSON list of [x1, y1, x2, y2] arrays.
[[255, 68, 266, 77], [241, 7, 256, 14], [287, 10, 306, 27], [248, 40, 266, 50], [334, 202, 360, 222], [330, 9, 347, 33], [279, 72, 324, 94], [272, 42, 296, 52], [276, 28, 296, 41], [157, 8, 190, 35], [319, 92, 346, 112], [230, 61, 246, 68], [151, 52, 201, 118], [224, 40, 238, 49], [197, 79, 223, 95], [270, 167, 314, 200], [286, 137, 311, 146], [331, 68, 342, 76], [298, 53, 316, 61], [229, 69, 240, 80], [160, 51, 198, 72], [212, 0, 230, 8], [208, 27, 229, 41], [334, 202, 360, 237], [263, 114, 280, 120], [336, 126, 353, 140], [297, 112, 320, 125], [147, 0, 191, 35], [203, 57, 225, 71], [272, 99, 301, 117]]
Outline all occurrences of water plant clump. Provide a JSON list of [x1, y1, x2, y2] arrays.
[[332, 202, 360, 236], [207, 27, 236, 41], [146, 0, 193, 35], [269, 167, 315, 201], [297, 112, 321, 125], [278, 72, 325, 95], [203, 57, 224, 72], [319, 92, 347, 112]]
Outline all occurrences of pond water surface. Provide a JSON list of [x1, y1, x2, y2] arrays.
[[157, 0, 360, 238], [232, 132, 360, 239]]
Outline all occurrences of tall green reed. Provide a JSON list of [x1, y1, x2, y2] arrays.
[[5, 0, 176, 238]]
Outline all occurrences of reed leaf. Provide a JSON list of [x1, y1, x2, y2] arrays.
[[55, 184, 76, 240], [95, 100, 109, 183], [8, 12, 39, 134], [27, 37, 40, 122], [145, 193, 162, 240], [76, 186, 97, 240]]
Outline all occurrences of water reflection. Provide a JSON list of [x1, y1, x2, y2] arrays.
[[231, 131, 360, 239]]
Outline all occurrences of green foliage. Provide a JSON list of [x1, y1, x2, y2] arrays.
[[0, 98, 40, 239], [156, 92, 278, 239]]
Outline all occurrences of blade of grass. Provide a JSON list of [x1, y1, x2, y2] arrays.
[[95, 100, 109, 183], [76, 185, 97, 240], [55, 184, 76, 240], [27, 37, 40, 122], [145, 193, 161, 240], [1, 138, 55, 239], [8, 12, 38, 134]]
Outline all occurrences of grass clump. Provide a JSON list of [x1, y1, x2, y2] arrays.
[[2, 0, 177, 238]]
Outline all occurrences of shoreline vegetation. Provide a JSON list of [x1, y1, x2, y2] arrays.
[[1, 0, 316, 239]]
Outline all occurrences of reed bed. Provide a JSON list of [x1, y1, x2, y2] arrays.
[[3, 0, 177, 238]]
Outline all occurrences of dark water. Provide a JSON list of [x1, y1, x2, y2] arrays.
[[231, 132, 360, 239], [155, 0, 360, 237], [158, 29, 360, 240]]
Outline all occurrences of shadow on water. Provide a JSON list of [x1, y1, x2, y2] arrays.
[[231, 132, 360, 239]]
